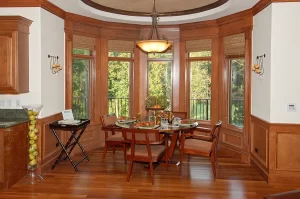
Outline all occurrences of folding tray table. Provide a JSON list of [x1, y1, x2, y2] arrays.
[[49, 119, 90, 171]]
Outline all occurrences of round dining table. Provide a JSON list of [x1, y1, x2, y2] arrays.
[[116, 121, 198, 162]]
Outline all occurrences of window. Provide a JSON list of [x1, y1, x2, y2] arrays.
[[147, 52, 173, 110], [229, 58, 245, 128], [187, 39, 212, 120], [224, 33, 245, 128], [108, 40, 134, 117], [71, 35, 94, 119], [190, 60, 211, 120]]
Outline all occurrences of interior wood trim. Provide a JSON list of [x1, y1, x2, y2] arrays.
[[41, 0, 65, 19], [250, 155, 269, 182], [81, 0, 229, 17], [216, 9, 253, 25]]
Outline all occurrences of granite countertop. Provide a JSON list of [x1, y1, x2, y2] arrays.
[[0, 109, 29, 129]]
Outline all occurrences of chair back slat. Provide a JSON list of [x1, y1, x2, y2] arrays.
[[210, 120, 222, 154], [123, 128, 161, 145], [100, 113, 117, 126]]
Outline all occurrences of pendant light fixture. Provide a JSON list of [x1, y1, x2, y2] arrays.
[[136, 0, 172, 53]]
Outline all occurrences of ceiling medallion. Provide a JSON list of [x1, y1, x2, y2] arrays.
[[136, 0, 172, 53]]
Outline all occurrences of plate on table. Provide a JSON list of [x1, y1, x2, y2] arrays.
[[179, 119, 197, 127], [136, 125, 159, 129], [134, 121, 158, 129], [117, 119, 136, 124]]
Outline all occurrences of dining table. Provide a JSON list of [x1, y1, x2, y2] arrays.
[[115, 121, 198, 163]]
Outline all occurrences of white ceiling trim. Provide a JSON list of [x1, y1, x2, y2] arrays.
[[48, 0, 260, 25]]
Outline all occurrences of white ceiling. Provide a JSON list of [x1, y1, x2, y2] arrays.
[[48, 0, 259, 25]]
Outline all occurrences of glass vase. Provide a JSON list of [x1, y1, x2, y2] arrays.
[[22, 104, 44, 184]]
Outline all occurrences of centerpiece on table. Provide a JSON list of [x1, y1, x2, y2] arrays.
[[145, 96, 170, 124], [22, 104, 44, 184]]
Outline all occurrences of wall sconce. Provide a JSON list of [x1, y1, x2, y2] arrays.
[[48, 55, 62, 74], [252, 54, 265, 77]]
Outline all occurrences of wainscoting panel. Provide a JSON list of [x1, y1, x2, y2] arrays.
[[276, 132, 300, 171]]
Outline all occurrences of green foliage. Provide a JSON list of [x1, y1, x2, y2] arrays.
[[229, 59, 245, 127], [148, 52, 173, 59], [189, 60, 212, 120], [108, 52, 131, 58], [72, 59, 89, 119], [108, 58, 130, 117], [73, 49, 91, 55], [148, 61, 172, 110], [189, 51, 212, 57]]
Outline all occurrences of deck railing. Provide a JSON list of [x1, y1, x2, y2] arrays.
[[72, 96, 89, 119], [108, 97, 129, 117], [190, 99, 211, 120]]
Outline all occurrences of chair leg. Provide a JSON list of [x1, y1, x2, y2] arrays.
[[210, 157, 216, 179], [102, 144, 108, 160], [127, 160, 134, 182], [113, 146, 116, 154], [187, 154, 190, 162], [179, 149, 183, 173], [149, 162, 154, 185], [123, 144, 127, 164]]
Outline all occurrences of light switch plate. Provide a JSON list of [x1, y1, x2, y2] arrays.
[[287, 103, 296, 112]]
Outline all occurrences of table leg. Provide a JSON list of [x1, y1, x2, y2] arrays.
[[167, 131, 179, 161], [51, 129, 78, 171], [67, 125, 90, 161]]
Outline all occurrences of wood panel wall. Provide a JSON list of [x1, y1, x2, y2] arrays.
[[250, 115, 300, 184]]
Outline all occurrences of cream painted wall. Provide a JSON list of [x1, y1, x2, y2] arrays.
[[0, 8, 42, 107], [252, 5, 272, 122], [270, 2, 300, 123], [0, 8, 65, 118], [40, 9, 65, 117]]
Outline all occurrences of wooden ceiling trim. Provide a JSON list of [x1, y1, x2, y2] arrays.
[[41, 0, 65, 19], [81, 0, 229, 17]]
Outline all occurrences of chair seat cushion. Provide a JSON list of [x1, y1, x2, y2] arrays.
[[127, 145, 165, 158], [184, 139, 212, 153], [106, 133, 123, 141]]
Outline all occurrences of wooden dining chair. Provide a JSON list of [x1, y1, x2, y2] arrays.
[[123, 128, 167, 185], [100, 113, 127, 163], [179, 120, 222, 178]]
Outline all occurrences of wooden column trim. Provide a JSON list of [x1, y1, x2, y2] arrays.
[[65, 33, 73, 110], [179, 40, 187, 112]]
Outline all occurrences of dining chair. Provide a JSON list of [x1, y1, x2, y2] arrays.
[[100, 113, 127, 164], [179, 120, 222, 179], [123, 128, 167, 185]]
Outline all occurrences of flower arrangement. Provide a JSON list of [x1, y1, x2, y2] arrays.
[[145, 96, 170, 110]]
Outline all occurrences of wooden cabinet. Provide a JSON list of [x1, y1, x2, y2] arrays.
[[0, 123, 28, 189], [0, 16, 32, 94]]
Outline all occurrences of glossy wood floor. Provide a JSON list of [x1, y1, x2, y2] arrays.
[[0, 148, 299, 199]]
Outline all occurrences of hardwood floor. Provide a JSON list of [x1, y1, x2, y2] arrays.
[[0, 148, 299, 199]]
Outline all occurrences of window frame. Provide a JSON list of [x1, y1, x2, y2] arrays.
[[225, 55, 245, 132], [187, 53, 212, 124], [71, 50, 94, 122], [108, 52, 134, 117]]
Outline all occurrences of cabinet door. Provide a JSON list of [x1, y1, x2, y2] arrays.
[[0, 32, 16, 92]]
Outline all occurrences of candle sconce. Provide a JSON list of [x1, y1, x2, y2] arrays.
[[252, 54, 265, 77], [48, 55, 62, 74]]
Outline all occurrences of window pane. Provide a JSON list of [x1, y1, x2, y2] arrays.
[[229, 59, 245, 128], [189, 51, 212, 57], [72, 59, 90, 119], [190, 61, 211, 120], [73, 48, 91, 55], [108, 61, 130, 117], [148, 52, 173, 59], [148, 61, 172, 110], [108, 52, 131, 58]]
